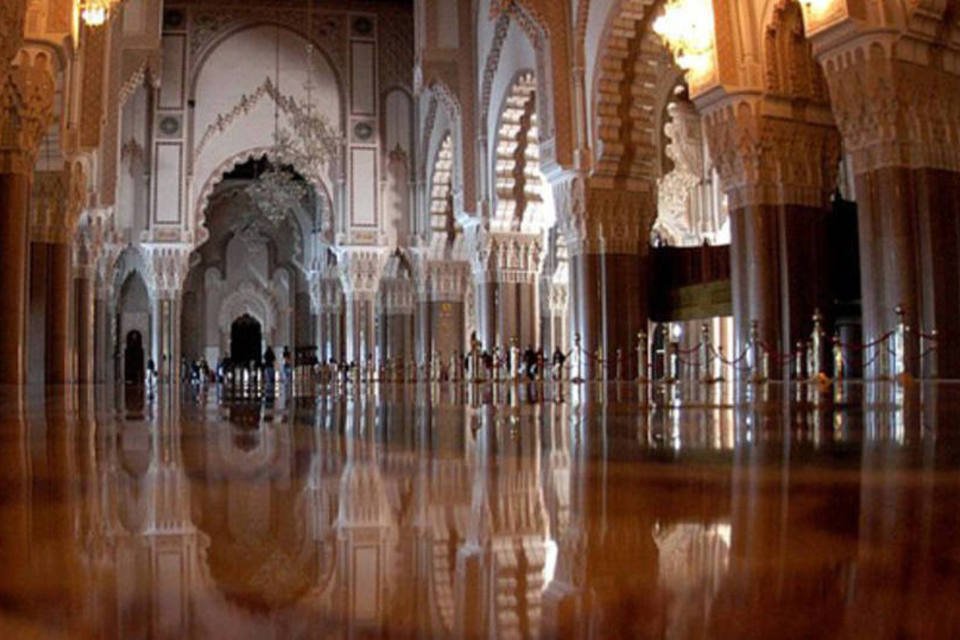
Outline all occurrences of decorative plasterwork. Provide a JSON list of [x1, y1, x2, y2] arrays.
[[552, 173, 655, 255], [189, 8, 346, 75], [593, 6, 671, 186], [495, 0, 575, 166], [428, 260, 469, 302], [473, 231, 542, 284], [655, 99, 710, 246], [701, 96, 839, 210], [0, 51, 55, 175], [192, 146, 330, 248], [0, 0, 27, 75], [493, 71, 545, 234], [378, 4, 414, 91], [79, 24, 106, 151], [217, 280, 279, 338], [142, 243, 193, 300], [31, 161, 84, 243], [337, 248, 386, 298], [819, 41, 960, 174]]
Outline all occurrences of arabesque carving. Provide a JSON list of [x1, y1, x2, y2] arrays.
[[0, 51, 55, 175]]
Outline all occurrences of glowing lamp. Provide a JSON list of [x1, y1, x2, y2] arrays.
[[652, 0, 716, 74], [79, 0, 110, 27]]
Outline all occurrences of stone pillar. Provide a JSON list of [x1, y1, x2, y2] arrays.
[[811, 37, 960, 378], [339, 249, 384, 365], [75, 267, 95, 383], [700, 100, 839, 377], [31, 166, 85, 383], [0, 54, 55, 384], [144, 245, 191, 384], [73, 217, 99, 384], [379, 283, 415, 364], [473, 233, 541, 351], [427, 260, 468, 359], [555, 176, 653, 381]]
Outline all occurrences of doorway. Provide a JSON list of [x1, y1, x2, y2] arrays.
[[124, 330, 145, 384], [231, 314, 263, 366]]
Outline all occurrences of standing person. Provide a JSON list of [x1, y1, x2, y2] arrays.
[[282, 347, 293, 384], [263, 347, 277, 389], [524, 346, 537, 380], [553, 347, 566, 380], [146, 359, 157, 398]]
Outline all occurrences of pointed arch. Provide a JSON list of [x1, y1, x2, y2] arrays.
[[493, 71, 543, 232]]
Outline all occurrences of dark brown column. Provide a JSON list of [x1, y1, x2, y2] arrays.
[[75, 272, 95, 383], [0, 56, 55, 384], [46, 242, 71, 383], [855, 166, 960, 378], [729, 203, 831, 371], [0, 173, 30, 384], [574, 252, 647, 380], [429, 300, 465, 358]]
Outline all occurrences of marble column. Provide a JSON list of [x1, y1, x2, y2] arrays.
[[339, 249, 384, 365], [700, 102, 839, 378], [46, 242, 72, 382], [558, 180, 653, 381], [473, 234, 541, 351], [810, 24, 960, 378], [0, 56, 55, 384], [75, 269, 95, 383]]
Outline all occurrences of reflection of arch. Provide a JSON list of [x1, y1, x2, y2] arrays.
[[494, 71, 543, 232]]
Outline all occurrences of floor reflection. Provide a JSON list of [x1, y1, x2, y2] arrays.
[[0, 382, 959, 638]]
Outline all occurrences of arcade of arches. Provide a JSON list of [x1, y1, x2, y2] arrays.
[[3, 0, 960, 637]]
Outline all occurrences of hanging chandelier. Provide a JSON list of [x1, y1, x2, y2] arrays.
[[246, 161, 310, 226], [79, 0, 122, 27], [653, 0, 716, 73], [244, 9, 342, 227]]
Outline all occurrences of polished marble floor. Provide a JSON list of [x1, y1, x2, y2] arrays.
[[1, 381, 959, 639]]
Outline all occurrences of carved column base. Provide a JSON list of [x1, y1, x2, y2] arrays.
[[0, 173, 30, 384]]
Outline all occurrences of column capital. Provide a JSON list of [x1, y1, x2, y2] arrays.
[[552, 172, 656, 256], [700, 95, 839, 210], [338, 247, 386, 299], [142, 243, 193, 301], [821, 45, 960, 174], [31, 163, 85, 243], [0, 53, 55, 176], [427, 260, 470, 302], [472, 231, 542, 283]]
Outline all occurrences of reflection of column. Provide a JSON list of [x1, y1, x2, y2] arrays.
[[0, 54, 55, 383]]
